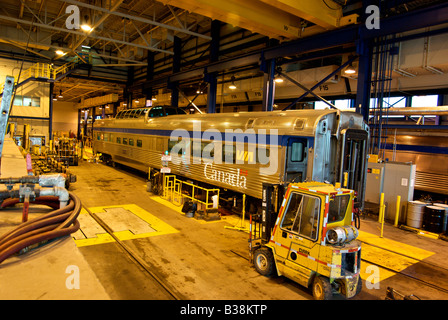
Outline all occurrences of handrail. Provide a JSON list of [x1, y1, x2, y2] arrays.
[[0, 60, 78, 92], [163, 174, 219, 210]]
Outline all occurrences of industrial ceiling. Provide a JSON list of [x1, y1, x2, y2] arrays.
[[0, 0, 445, 103]]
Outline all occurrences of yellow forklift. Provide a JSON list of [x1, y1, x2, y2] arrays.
[[250, 182, 362, 300]]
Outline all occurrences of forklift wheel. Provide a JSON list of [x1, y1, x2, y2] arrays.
[[253, 248, 275, 277], [312, 276, 333, 300]]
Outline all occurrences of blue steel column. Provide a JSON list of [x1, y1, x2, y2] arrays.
[[207, 20, 220, 114], [170, 36, 181, 107], [354, 39, 372, 121], [144, 52, 154, 102], [355, 0, 375, 121], [261, 58, 275, 112]]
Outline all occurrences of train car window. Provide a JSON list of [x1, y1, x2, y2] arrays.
[[96, 133, 101, 140], [223, 144, 236, 164], [201, 141, 216, 160], [137, 139, 142, 147], [104, 133, 110, 142], [164, 107, 178, 116], [169, 138, 188, 156], [257, 147, 270, 164], [116, 111, 124, 119], [140, 108, 149, 117], [116, 137, 121, 144], [129, 139, 134, 146], [168, 139, 178, 152], [148, 106, 164, 118], [191, 140, 201, 158], [291, 142, 304, 162], [129, 110, 138, 118], [123, 138, 128, 145]]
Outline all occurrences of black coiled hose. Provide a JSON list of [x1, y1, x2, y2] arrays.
[[0, 192, 81, 265]]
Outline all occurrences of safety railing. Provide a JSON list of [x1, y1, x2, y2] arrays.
[[163, 174, 219, 210], [0, 60, 78, 92]]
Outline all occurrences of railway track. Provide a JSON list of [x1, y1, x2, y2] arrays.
[[360, 240, 448, 296], [82, 205, 184, 300]]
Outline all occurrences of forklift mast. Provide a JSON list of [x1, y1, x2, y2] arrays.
[[255, 183, 285, 243]]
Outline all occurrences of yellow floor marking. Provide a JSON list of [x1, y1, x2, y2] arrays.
[[74, 233, 115, 247], [358, 230, 434, 260], [149, 196, 224, 224], [73, 204, 178, 247], [358, 230, 434, 283]]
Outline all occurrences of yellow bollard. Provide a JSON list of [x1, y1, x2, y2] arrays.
[[378, 193, 384, 222], [394, 195, 401, 227], [379, 193, 385, 238]]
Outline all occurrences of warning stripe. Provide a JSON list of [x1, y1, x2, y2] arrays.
[[321, 196, 330, 245], [271, 186, 291, 240]]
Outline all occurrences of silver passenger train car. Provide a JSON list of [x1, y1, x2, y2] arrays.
[[93, 106, 370, 210]]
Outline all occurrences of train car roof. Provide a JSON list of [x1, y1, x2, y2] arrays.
[[95, 108, 366, 138], [144, 108, 364, 136]]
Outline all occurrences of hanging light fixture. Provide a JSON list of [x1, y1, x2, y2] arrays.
[[81, 14, 93, 32], [344, 63, 356, 75], [196, 82, 203, 94], [228, 76, 237, 90], [58, 90, 63, 99], [274, 76, 283, 83]]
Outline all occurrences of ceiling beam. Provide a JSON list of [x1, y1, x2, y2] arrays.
[[60, 0, 212, 41], [0, 32, 146, 64], [257, 0, 355, 30], [157, 0, 301, 40], [69, 0, 124, 53], [0, 14, 173, 55]]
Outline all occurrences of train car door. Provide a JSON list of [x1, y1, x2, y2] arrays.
[[340, 129, 368, 208], [285, 138, 308, 183]]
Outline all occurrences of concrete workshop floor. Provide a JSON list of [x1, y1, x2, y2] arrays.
[[69, 161, 313, 300], [68, 160, 448, 301]]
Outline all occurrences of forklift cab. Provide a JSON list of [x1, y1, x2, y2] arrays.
[[250, 182, 361, 300]]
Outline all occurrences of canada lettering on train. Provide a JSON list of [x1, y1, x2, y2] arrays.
[[204, 162, 247, 189]]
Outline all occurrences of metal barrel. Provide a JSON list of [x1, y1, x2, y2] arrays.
[[433, 204, 448, 234], [423, 206, 445, 233], [406, 201, 427, 229]]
